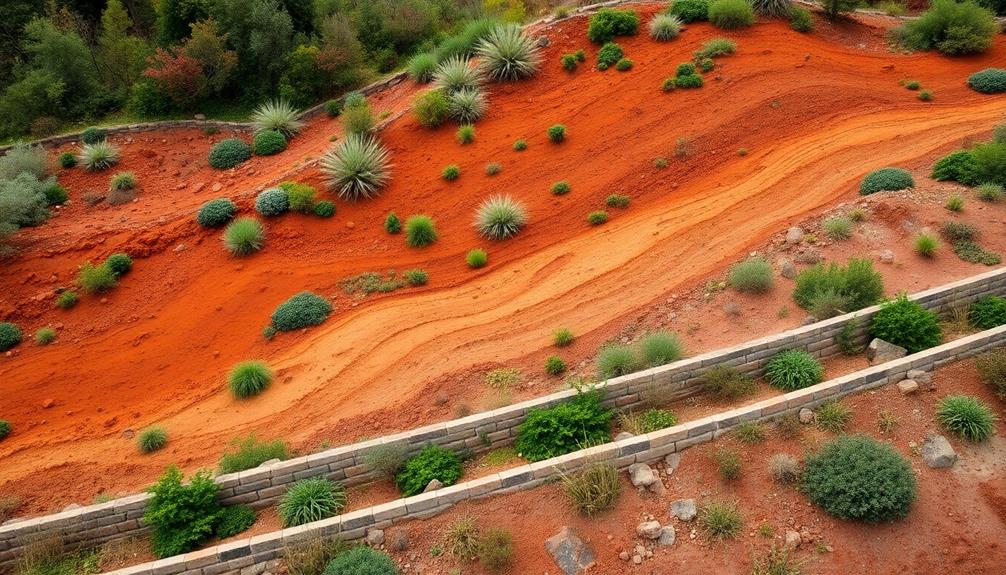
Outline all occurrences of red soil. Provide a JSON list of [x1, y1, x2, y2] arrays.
[[2, 8, 1006, 514]]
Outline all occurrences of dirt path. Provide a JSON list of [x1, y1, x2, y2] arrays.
[[2, 9, 1005, 512]]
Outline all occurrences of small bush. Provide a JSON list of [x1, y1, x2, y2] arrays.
[[931, 150, 978, 185], [516, 391, 612, 462], [596, 42, 624, 70], [640, 331, 684, 366], [941, 221, 978, 242], [467, 248, 488, 268], [670, 0, 711, 22], [0, 420, 9, 441], [513, 139, 527, 151], [253, 130, 287, 156], [442, 165, 460, 180], [914, 233, 939, 258], [362, 444, 409, 481], [802, 435, 916, 522], [323, 547, 396, 575], [78, 142, 120, 172], [548, 124, 567, 143], [408, 52, 438, 83], [456, 125, 475, 145], [229, 361, 272, 399], [479, 528, 513, 572], [823, 216, 852, 240], [953, 240, 1001, 265], [445, 516, 481, 559], [588, 8, 640, 43], [703, 365, 757, 400], [715, 448, 742, 480], [279, 478, 346, 527], [251, 100, 303, 138], [396, 445, 463, 496], [936, 395, 997, 442], [699, 500, 743, 540], [341, 104, 375, 135], [35, 327, 56, 345], [561, 53, 578, 71], [615, 58, 633, 71], [551, 181, 570, 195], [486, 367, 520, 389], [860, 167, 914, 195], [971, 142, 1006, 187], [728, 257, 773, 293], [789, 6, 813, 31], [78, 262, 117, 294], [945, 195, 964, 212], [414, 89, 450, 128], [768, 453, 800, 484], [694, 37, 736, 59], [271, 292, 332, 331], [709, 0, 754, 29], [674, 73, 703, 89], [223, 218, 265, 256], [765, 349, 823, 391], [144, 467, 221, 558], [324, 99, 342, 117], [554, 328, 574, 347], [476, 23, 542, 81], [0, 323, 22, 352], [734, 421, 765, 444], [815, 400, 851, 433], [969, 295, 1006, 329], [637, 409, 679, 432], [320, 135, 391, 201], [406, 268, 429, 288], [82, 127, 107, 144], [545, 355, 567, 376], [476, 195, 527, 240], [215, 505, 256, 539], [56, 291, 78, 309], [650, 13, 684, 40], [597, 344, 639, 378], [977, 182, 1003, 202], [587, 210, 608, 225], [561, 463, 621, 515], [605, 194, 630, 208], [968, 68, 1006, 94], [405, 215, 437, 247], [197, 198, 237, 228], [138, 427, 168, 453], [485, 162, 501, 176], [870, 294, 941, 354], [208, 139, 252, 169], [41, 183, 67, 206], [282, 181, 317, 214], [384, 212, 401, 234], [918, 89, 933, 101], [899, 0, 996, 56], [58, 152, 77, 169], [793, 258, 884, 313], [975, 348, 1006, 398], [448, 88, 488, 124], [218, 435, 288, 474]]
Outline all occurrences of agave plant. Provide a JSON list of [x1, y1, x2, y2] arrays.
[[447, 87, 488, 124], [319, 134, 392, 201], [475, 195, 528, 240], [433, 56, 485, 93], [77, 141, 120, 172], [475, 23, 541, 82], [251, 99, 303, 139], [649, 14, 683, 41]]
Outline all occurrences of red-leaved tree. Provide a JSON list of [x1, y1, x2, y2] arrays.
[[143, 48, 208, 110]]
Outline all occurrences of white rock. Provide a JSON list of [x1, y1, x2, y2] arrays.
[[897, 379, 919, 395], [614, 431, 634, 441], [366, 529, 385, 546], [921, 435, 957, 468], [785, 530, 802, 549], [669, 499, 697, 522], [786, 227, 804, 244], [628, 463, 657, 488], [636, 520, 662, 540]]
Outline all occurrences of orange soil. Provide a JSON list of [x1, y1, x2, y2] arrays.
[[2, 9, 1006, 514], [388, 359, 1006, 575]]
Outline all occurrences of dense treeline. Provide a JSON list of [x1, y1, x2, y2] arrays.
[[0, 0, 539, 140]]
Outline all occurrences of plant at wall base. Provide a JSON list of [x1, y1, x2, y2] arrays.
[[936, 395, 997, 442], [515, 390, 612, 462], [734, 421, 765, 444], [869, 294, 942, 354], [396, 445, 464, 497], [561, 462, 621, 515], [815, 400, 852, 433], [215, 504, 256, 539], [251, 100, 303, 139], [408, 52, 438, 83], [969, 295, 1006, 329], [144, 466, 222, 558], [793, 258, 884, 314], [323, 546, 397, 574], [640, 331, 684, 366], [362, 443, 409, 481], [764, 349, 823, 391], [702, 365, 757, 400], [587, 8, 640, 43], [218, 435, 289, 474], [596, 343, 639, 378], [279, 478, 347, 527], [78, 142, 121, 171], [975, 348, 1006, 398]]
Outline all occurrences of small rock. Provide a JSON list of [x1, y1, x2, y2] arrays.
[[802, 315, 817, 326], [174, 244, 187, 252], [921, 434, 957, 468], [632, 555, 642, 565], [388, 530, 409, 552], [42, 398, 55, 409], [908, 369, 934, 390], [795, 248, 823, 264], [545, 527, 595, 575], [258, 458, 281, 468], [723, 301, 741, 316], [647, 479, 666, 496], [122, 429, 135, 439], [636, 520, 662, 540], [867, 338, 907, 364], [657, 526, 676, 546], [422, 479, 443, 493], [62, 503, 82, 512], [786, 227, 804, 244], [614, 431, 634, 441], [536, 35, 550, 47], [628, 463, 657, 488], [211, 182, 223, 192], [618, 550, 629, 561], [879, 249, 895, 264], [664, 453, 681, 474], [784, 530, 802, 549], [366, 528, 385, 546], [780, 259, 797, 279], [897, 379, 919, 395], [669, 499, 697, 522], [799, 408, 815, 424]]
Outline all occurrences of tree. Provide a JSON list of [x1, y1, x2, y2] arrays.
[[819, 0, 857, 18], [144, 48, 207, 109], [99, 0, 151, 93], [182, 19, 237, 95], [317, 13, 365, 87], [155, 0, 209, 44], [0, 0, 44, 84], [210, 0, 294, 98]]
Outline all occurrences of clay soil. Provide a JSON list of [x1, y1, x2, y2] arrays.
[[2, 6, 1006, 516]]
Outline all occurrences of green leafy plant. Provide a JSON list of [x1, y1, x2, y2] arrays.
[[384, 212, 402, 234], [414, 89, 450, 128], [408, 52, 438, 83], [975, 348, 1006, 398], [271, 292, 332, 331], [78, 141, 120, 171], [545, 355, 567, 376], [637, 409, 678, 432], [215, 505, 256, 539], [208, 139, 251, 169], [513, 139, 527, 151], [793, 258, 884, 314], [467, 248, 488, 268], [694, 37, 736, 59], [968, 68, 1006, 94], [405, 269, 428, 286], [640, 331, 684, 366], [860, 167, 914, 195], [320, 134, 392, 201], [918, 89, 933, 101], [708, 0, 754, 29], [324, 99, 343, 117], [255, 187, 290, 217], [764, 349, 823, 391], [815, 400, 851, 433], [362, 444, 409, 481], [823, 216, 852, 240], [77, 262, 117, 294], [342, 102, 375, 135], [229, 360, 272, 399], [729, 257, 773, 293], [802, 435, 916, 522], [734, 421, 765, 444], [218, 435, 288, 474], [869, 294, 941, 354], [0, 420, 9, 441], [936, 395, 997, 442], [138, 426, 168, 453], [223, 217, 265, 256], [703, 365, 757, 400], [597, 343, 639, 378], [109, 171, 136, 193], [699, 500, 743, 540], [898, 0, 996, 56], [554, 328, 574, 347], [279, 478, 347, 527], [605, 194, 630, 208], [789, 7, 813, 31], [197, 198, 237, 228], [479, 527, 514, 572], [396, 445, 463, 496], [434, 56, 485, 93], [405, 215, 437, 247], [515, 390, 612, 462], [476, 23, 542, 81], [551, 181, 570, 195], [914, 233, 939, 257], [448, 87, 487, 124], [588, 8, 640, 43], [34, 327, 56, 345], [561, 462, 621, 515], [597, 42, 624, 69], [44, 183, 68, 206], [81, 127, 107, 144], [615, 58, 633, 71], [674, 73, 703, 88], [476, 195, 527, 240], [323, 547, 397, 575], [144, 466, 222, 558], [281, 181, 317, 214], [649, 13, 684, 40], [587, 210, 608, 225], [253, 129, 287, 156], [715, 448, 742, 480], [251, 99, 303, 138], [969, 295, 1006, 329], [58, 152, 77, 169], [456, 124, 476, 145], [945, 195, 964, 211], [670, 0, 711, 22], [442, 164, 460, 180], [977, 183, 1003, 202], [931, 150, 978, 184], [56, 291, 78, 309], [548, 124, 567, 143]]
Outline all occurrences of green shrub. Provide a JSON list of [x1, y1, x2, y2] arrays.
[[282, 181, 317, 214], [323, 546, 398, 575], [58, 152, 77, 169], [968, 68, 1006, 94], [815, 400, 851, 432], [251, 100, 303, 139], [56, 291, 78, 309], [937, 395, 997, 442], [279, 478, 347, 527], [588, 8, 640, 43], [977, 182, 1003, 202], [476, 195, 527, 240], [899, 0, 996, 55], [823, 216, 852, 240], [456, 125, 475, 145], [486, 367, 520, 388], [223, 218, 265, 256], [253, 130, 287, 156], [396, 445, 463, 496], [215, 505, 256, 539], [35, 327, 56, 345], [734, 421, 765, 443], [442, 165, 460, 180], [362, 444, 409, 481], [105, 253, 132, 277], [729, 257, 773, 293], [476, 23, 542, 81], [789, 6, 813, 31], [324, 99, 342, 117], [405, 215, 437, 247], [793, 258, 884, 313], [479, 527, 513, 572], [587, 210, 609, 225], [408, 52, 438, 83], [513, 139, 528, 151], [703, 365, 757, 400], [803, 435, 915, 522], [448, 88, 487, 124], [931, 150, 978, 185], [43, 183, 68, 205], [941, 221, 978, 242], [561, 53, 579, 71], [945, 195, 964, 211], [342, 104, 375, 135], [914, 233, 939, 257], [699, 500, 743, 540], [715, 448, 742, 480], [78, 142, 120, 171], [467, 248, 488, 268], [640, 331, 684, 366], [605, 194, 630, 208], [971, 142, 1006, 187], [218, 435, 288, 474], [197, 198, 237, 228], [320, 135, 392, 202], [975, 348, 1006, 398], [860, 167, 914, 195], [970, 295, 1006, 329], [670, 0, 711, 22], [650, 14, 684, 40], [434, 56, 485, 93], [870, 294, 941, 354], [615, 58, 633, 71], [414, 89, 450, 128], [81, 127, 107, 144], [384, 212, 401, 234], [78, 262, 117, 294], [709, 0, 755, 28], [597, 343, 639, 378], [765, 349, 823, 391], [918, 89, 933, 101], [677, 62, 697, 77], [545, 355, 567, 375], [597, 43, 624, 68], [229, 360, 272, 399], [271, 292, 332, 331], [208, 139, 252, 169], [405, 269, 429, 286], [516, 391, 612, 462], [952, 240, 1001, 265], [0, 323, 22, 352], [554, 328, 575, 347], [138, 427, 168, 453], [485, 162, 501, 176], [694, 37, 737, 59], [637, 409, 678, 432], [144, 467, 222, 558], [561, 463, 621, 515], [551, 181, 570, 195], [0, 420, 9, 441]]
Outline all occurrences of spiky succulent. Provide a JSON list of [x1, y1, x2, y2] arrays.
[[649, 13, 683, 40], [476, 24, 541, 82], [475, 195, 528, 240], [250, 99, 303, 139], [448, 87, 488, 124], [319, 134, 392, 201], [433, 56, 485, 93], [77, 142, 120, 171]]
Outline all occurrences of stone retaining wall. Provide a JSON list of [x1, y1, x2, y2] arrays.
[[96, 320, 1006, 575], [2, 266, 1003, 572]]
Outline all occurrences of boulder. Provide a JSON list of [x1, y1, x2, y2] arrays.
[[921, 435, 957, 468], [657, 526, 676, 546], [422, 479, 443, 493], [545, 527, 595, 575], [669, 499, 696, 522], [780, 259, 797, 279], [866, 338, 907, 365], [628, 463, 657, 488], [897, 379, 919, 395], [799, 408, 815, 424], [636, 520, 662, 540], [786, 227, 804, 244], [366, 529, 385, 546], [907, 369, 933, 390], [784, 530, 802, 549], [388, 530, 409, 552]]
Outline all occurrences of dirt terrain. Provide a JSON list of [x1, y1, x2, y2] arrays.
[[1, 7, 1005, 514]]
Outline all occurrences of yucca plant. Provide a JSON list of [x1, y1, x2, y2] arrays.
[[319, 134, 392, 201], [250, 99, 303, 139], [448, 87, 488, 124], [433, 56, 484, 93], [78, 141, 120, 171], [475, 195, 528, 240], [476, 23, 542, 82], [649, 13, 683, 40], [752, 0, 793, 17]]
